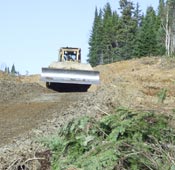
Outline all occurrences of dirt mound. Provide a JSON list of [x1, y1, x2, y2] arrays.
[[0, 81, 50, 103], [0, 57, 175, 169], [20, 74, 46, 87], [94, 57, 175, 110], [0, 71, 52, 103]]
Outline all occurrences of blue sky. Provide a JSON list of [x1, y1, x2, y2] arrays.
[[0, 0, 159, 75]]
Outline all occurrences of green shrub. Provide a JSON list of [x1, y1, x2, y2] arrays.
[[43, 108, 175, 170]]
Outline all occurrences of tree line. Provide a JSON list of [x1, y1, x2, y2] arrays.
[[88, 0, 175, 66], [4, 64, 19, 75]]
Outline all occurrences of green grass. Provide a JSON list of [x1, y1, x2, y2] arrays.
[[157, 88, 167, 103]]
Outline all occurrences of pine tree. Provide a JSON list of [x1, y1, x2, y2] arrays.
[[5, 67, 10, 74], [102, 3, 115, 64], [88, 8, 103, 66], [11, 64, 16, 75], [111, 11, 119, 62], [88, 0, 165, 65], [116, 0, 136, 60], [136, 7, 158, 56], [88, 3, 119, 65], [132, 3, 143, 57], [134, 3, 142, 27]]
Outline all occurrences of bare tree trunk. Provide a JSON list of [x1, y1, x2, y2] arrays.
[[165, 8, 170, 56], [99, 52, 104, 65], [165, 1, 175, 56], [171, 7, 175, 54]]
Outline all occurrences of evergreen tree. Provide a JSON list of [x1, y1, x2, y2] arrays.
[[134, 3, 142, 27], [5, 67, 10, 74], [88, 8, 103, 66], [158, 0, 165, 17], [11, 64, 16, 75], [88, 3, 119, 65], [136, 7, 158, 56], [102, 3, 115, 64], [111, 11, 119, 62], [116, 0, 136, 60], [88, 0, 166, 66], [132, 3, 143, 57]]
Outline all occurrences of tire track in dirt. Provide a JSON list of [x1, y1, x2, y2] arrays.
[[0, 88, 88, 147]]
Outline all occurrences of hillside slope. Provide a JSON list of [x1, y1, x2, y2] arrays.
[[0, 57, 175, 169], [94, 57, 175, 111]]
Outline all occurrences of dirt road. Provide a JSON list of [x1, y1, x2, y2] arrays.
[[0, 90, 88, 147]]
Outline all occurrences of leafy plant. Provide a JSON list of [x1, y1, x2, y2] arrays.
[[43, 108, 175, 170], [157, 88, 167, 103]]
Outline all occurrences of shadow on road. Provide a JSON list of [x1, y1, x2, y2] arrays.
[[46, 82, 91, 92]]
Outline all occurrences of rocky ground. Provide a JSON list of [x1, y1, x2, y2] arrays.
[[0, 57, 175, 169]]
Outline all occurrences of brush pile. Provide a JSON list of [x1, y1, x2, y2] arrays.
[[43, 108, 175, 169]]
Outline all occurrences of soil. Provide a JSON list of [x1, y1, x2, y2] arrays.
[[0, 57, 175, 169]]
